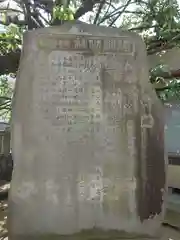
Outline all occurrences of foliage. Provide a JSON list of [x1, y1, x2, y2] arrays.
[[0, 75, 13, 121], [53, 5, 74, 22], [157, 80, 180, 101], [0, 24, 22, 54], [0, 0, 180, 119]]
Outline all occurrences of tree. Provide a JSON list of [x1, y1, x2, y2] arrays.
[[0, 0, 180, 120], [0, 75, 13, 121]]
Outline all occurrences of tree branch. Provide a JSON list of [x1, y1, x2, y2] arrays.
[[109, 0, 132, 27], [66, 0, 71, 8], [24, 0, 34, 29], [0, 97, 11, 101], [74, 0, 101, 20], [93, 0, 105, 24], [129, 24, 157, 31], [36, 0, 54, 14], [99, 0, 136, 25], [38, 11, 49, 25], [153, 69, 180, 80], [146, 30, 180, 55], [0, 8, 23, 13], [98, 0, 113, 25], [147, 41, 177, 55], [156, 85, 180, 92]]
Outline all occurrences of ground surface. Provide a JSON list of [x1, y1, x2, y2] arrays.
[[161, 226, 180, 240], [0, 183, 180, 240]]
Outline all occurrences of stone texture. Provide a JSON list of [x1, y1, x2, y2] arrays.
[[8, 21, 166, 239]]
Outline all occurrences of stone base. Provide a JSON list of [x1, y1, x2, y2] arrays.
[[8, 230, 159, 240], [9, 237, 159, 240]]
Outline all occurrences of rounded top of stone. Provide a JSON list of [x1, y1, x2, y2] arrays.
[[23, 20, 145, 48]]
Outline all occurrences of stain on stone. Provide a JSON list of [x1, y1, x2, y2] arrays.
[[136, 100, 165, 221]]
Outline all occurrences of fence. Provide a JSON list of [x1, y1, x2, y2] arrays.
[[0, 130, 11, 156], [0, 128, 12, 181]]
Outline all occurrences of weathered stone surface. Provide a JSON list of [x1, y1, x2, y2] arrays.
[[8, 21, 166, 239]]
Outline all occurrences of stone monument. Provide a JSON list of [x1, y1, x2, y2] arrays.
[[9, 21, 166, 239]]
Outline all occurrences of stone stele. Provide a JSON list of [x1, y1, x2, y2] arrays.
[[8, 21, 166, 240]]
